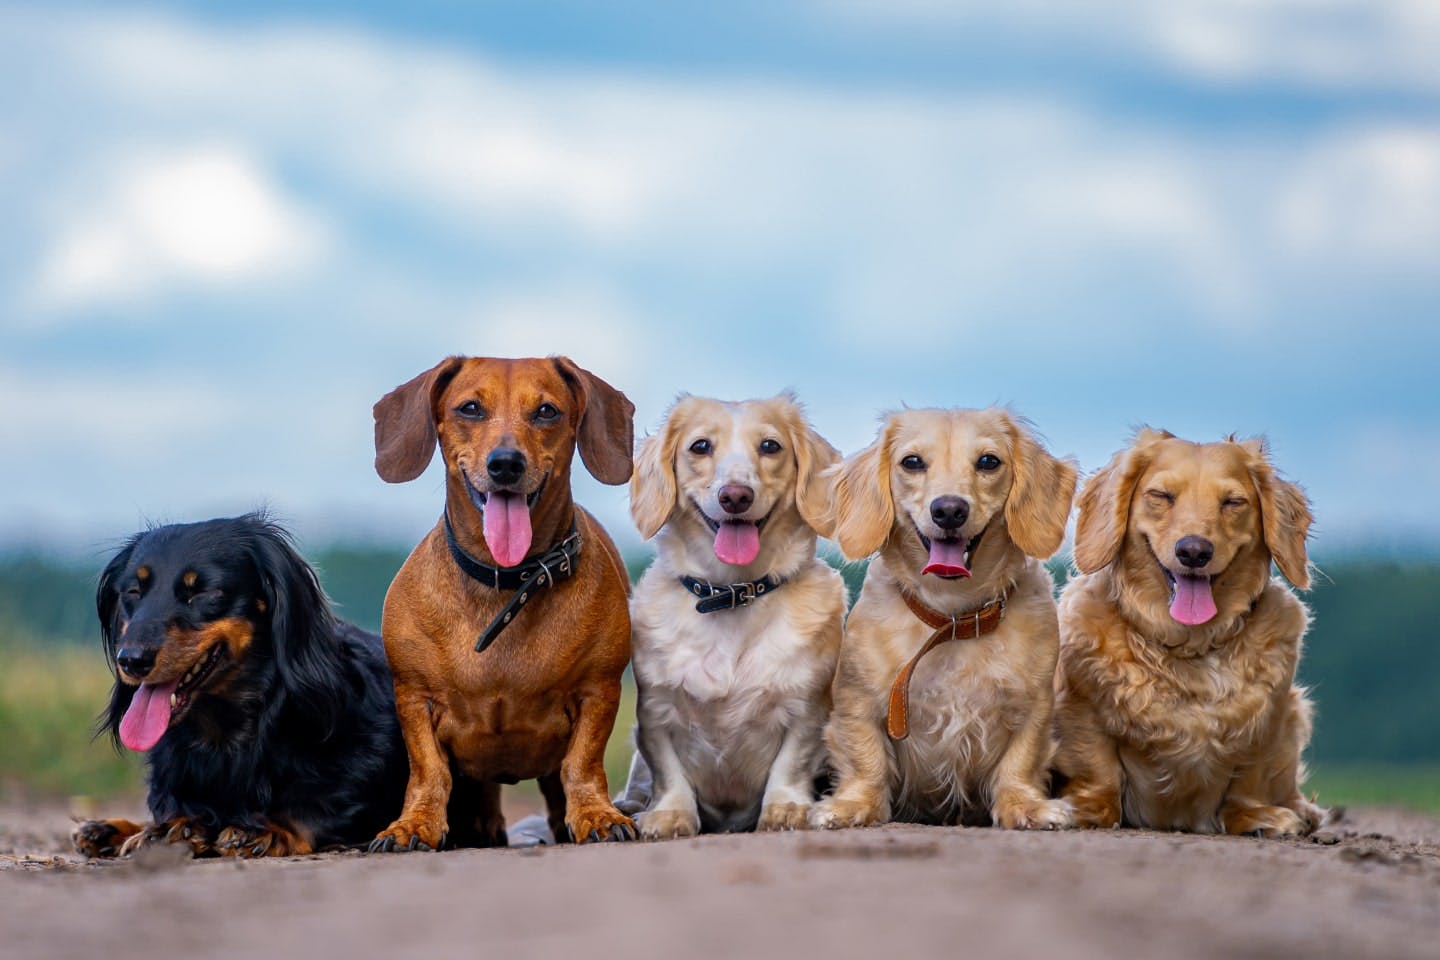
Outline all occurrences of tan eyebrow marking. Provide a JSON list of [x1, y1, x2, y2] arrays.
[[183, 571, 199, 588]]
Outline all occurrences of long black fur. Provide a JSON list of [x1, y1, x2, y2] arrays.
[[96, 514, 408, 849]]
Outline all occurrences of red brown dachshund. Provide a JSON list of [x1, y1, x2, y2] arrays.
[[371, 355, 636, 848]]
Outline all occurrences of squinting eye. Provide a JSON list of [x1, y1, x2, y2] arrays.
[[535, 402, 561, 422], [457, 400, 485, 419], [758, 438, 783, 455], [900, 454, 926, 472], [1146, 489, 1175, 504], [976, 454, 1002, 472], [689, 439, 713, 456], [1223, 497, 1248, 509]]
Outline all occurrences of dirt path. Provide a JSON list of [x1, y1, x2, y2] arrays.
[[3, 803, 1438, 959]]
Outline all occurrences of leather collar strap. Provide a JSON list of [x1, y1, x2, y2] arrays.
[[678, 574, 785, 614], [886, 589, 1007, 741], [443, 511, 583, 653]]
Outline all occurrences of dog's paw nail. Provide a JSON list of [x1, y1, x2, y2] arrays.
[[406, 836, 418, 852], [439, 831, 449, 849], [251, 843, 265, 857]]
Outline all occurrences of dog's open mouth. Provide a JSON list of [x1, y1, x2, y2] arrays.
[[1155, 554, 1218, 626], [695, 503, 770, 567], [917, 525, 983, 579], [466, 473, 548, 568], [117, 642, 227, 753]]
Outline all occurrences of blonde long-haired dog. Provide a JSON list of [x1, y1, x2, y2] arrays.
[[1053, 428, 1326, 836], [625, 394, 846, 837], [811, 408, 1077, 830]]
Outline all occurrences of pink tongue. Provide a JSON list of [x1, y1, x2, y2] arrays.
[[714, 521, 761, 566], [119, 681, 177, 752], [483, 492, 533, 568], [922, 538, 971, 578], [1170, 575, 1218, 626]]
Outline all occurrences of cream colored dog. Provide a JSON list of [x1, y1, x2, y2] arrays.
[[626, 394, 846, 837], [811, 408, 1077, 830], [1053, 428, 1326, 836]]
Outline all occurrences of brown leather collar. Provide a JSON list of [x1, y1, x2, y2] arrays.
[[887, 588, 1007, 741]]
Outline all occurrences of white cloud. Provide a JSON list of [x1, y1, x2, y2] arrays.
[[31, 144, 327, 313], [1276, 127, 1440, 265], [815, 0, 1440, 94]]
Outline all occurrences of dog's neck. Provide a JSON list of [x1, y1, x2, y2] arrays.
[[878, 518, 1023, 616], [1107, 535, 1272, 658], [652, 500, 819, 584], [442, 473, 577, 570]]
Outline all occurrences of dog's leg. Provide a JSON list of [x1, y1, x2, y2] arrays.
[[635, 714, 700, 840], [539, 771, 570, 842], [559, 681, 636, 843], [215, 819, 315, 858], [757, 715, 822, 831], [372, 688, 452, 852], [809, 681, 892, 829], [115, 816, 214, 857], [71, 818, 144, 859], [990, 709, 1073, 830], [1221, 687, 1324, 838], [1053, 692, 1124, 829]]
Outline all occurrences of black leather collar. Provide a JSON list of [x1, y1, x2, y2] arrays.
[[444, 510, 582, 652], [679, 574, 786, 614]]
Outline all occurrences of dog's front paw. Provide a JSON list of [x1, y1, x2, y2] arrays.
[[808, 797, 886, 830], [994, 794, 1073, 831], [118, 817, 212, 858], [72, 819, 143, 859], [569, 803, 637, 843], [1224, 804, 1306, 839], [216, 823, 314, 858], [758, 801, 812, 832], [1064, 786, 1122, 829], [369, 816, 448, 853], [638, 807, 698, 840]]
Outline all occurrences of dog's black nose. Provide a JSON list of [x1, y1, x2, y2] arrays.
[[1175, 536, 1214, 569], [930, 496, 970, 531], [116, 646, 156, 679], [718, 484, 755, 515], [486, 448, 527, 487]]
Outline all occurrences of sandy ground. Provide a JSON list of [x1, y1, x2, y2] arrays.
[[2, 801, 1438, 960]]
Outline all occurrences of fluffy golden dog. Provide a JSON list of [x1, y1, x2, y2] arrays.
[[625, 394, 845, 837], [812, 408, 1077, 830], [1053, 428, 1326, 836]]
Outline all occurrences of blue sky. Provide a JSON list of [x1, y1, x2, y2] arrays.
[[2, 1, 1438, 559]]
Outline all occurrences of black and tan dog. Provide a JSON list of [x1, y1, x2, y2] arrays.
[[72, 514, 409, 858]]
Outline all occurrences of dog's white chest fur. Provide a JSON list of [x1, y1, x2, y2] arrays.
[[632, 566, 841, 826], [889, 634, 1030, 822]]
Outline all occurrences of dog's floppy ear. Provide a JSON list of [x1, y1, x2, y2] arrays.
[[1004, 415, 1078, 559], [245, 515, 346, 736], [630, 402, 684, 540], [830, 420, 895, 560], [1241, 437, 1312, 590], [373, 356, 465, 483], [96, 539, 138, 748], [776, 394, 842, 537], [1073, 428, 1168, 574], [554, 357, 636, 486]]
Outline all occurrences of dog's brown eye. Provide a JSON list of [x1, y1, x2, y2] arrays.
[[758, 438, 783, 455], [976, 454, 1002, 472], [689, 439, 713, 456], [534, 403, 561, 423], [1222, 496, 1248, 509], [1146, 489, 1175, 504], [457, 400, 485, 420], [900, 454, 926, 472]]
